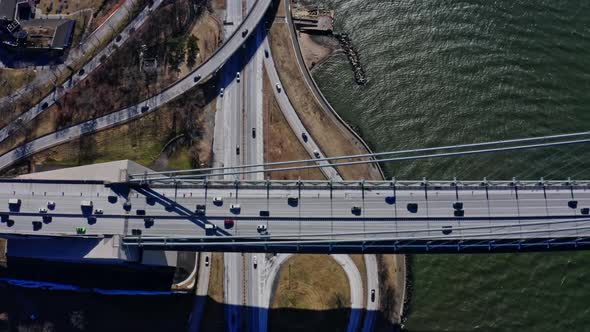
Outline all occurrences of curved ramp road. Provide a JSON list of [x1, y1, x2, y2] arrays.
[[0, 0, 165, 144], [262, 39, 341, 181], [0, 0, 274, 172]]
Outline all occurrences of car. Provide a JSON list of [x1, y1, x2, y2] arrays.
[[407, 203, 418, 213], [242, 29, 248, 37], [582, 208, 590, 215], [141, 105, 149, 113], [236, 145, 240, 155], [287, 196, 298, 207], [264, 49, 269, 58], [454, 209, 464, 217], [205, 224, 216, 235], [371, 289, 376, 302], [236, 72, 241, 82], [275, 83, 281, 92], [452, 201, 463, 210], [230, 204, 241, 214], [78, 68, 85, 76], [136, 209, 146, 216], [205, 255, 210, 267], [38, 207, 48, 214], [81, 200, 93, 208], [220, 88, 225, 97], [257, 224, 268, 234], [442, 225, 453, 235], [8, 198, 21, 206], [131, 229, 142, 236], [194, 75, 201, 83], [213, 197, 223, 206], [259, 210, 270, 217], [94, 209, 104, 215], [76, 226, 86, 234], [195, 204, 206, 215], [123, 201, 132, 211], [41, 102, 48, 109], [252, 128, 256, 138], [47, 201, 56, 209], [0, 213, 7, 223], [351, 206, 361, 216], [253, 255, 258, 269], [224, 219, 234, 229], [42, 215, 52, 224], [313, 150, 321, 158], [32, 221, 42, 231], [87, 216, 97, 225], [385, 196, 396, 205], [115, 35, 122, 42], [301, 132, 308, 142], [569, 200, 578, 209], [144, 217, 155, 228]]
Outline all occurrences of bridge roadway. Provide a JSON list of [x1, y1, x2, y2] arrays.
[[1, 180, 590, 251]]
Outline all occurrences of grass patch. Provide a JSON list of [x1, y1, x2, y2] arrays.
[[0, 69, 36, 98], [270, 254, 350, 331]]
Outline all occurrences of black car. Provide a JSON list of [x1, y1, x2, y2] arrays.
[[141, 106, 149, 113], [252, 128, 256, 138], [136, 209, 146, 216], [259, 210, 270, 217], [242, 29, 248, 37], [442, 226, 453, 235], [194, 75, 201, 83], [301, 132, 308, 142], [452, 201, 463, 210], [131, 229, 142, 236], [407, 203, 418, 213]]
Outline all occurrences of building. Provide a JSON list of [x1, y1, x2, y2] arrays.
[[0, 0, 75, 53]]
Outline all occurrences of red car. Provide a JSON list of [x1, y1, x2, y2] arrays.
[[224, 219, 234, 229]]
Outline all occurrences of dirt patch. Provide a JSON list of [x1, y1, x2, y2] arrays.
[[0, 69, 36, 98], [200, 252, 225, 331], [298, 33, 336, 70], [268, 22, 374, 180], [270, 254, 350, 332], [178, 12, 222, 77], [263, 68, 325, 180], [376, 254, 405, 326]]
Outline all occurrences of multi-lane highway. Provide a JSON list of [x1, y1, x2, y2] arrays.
[[2, 180, 589, 241], [0, 0, 274, 172]]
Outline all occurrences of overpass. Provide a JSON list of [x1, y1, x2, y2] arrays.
[[0, 0, 274, 171], [2, 163, 590, 254]]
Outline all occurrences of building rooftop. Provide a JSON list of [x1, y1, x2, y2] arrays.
[[0, 0, 17, 21]]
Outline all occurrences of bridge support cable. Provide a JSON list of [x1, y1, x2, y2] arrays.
[[129, 131, 590, 180], [131, 137, 590, 183]]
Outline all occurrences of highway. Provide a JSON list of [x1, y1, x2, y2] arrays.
[[0, 0, 274, 172], [2, 181, 589, 241], [0, 0, 160, 142]]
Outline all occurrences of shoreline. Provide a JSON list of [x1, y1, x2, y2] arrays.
[[295, 24, 407, 328]]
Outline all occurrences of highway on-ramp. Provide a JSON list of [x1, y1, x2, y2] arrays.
[[0, 0, 274, 172]]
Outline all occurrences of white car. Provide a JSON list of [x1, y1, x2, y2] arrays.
[[205, 255, 210, 267], [230, 204, 241, 213], [220, 88, 224, 97], [213, 197, 223, 206], [253, 255, 257, 269], [38, 207, 48, 214], [257, 224, 267, 234], [275, 83, 281, 92], [236, 72, 241, 82]]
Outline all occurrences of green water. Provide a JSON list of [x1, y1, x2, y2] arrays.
[[309, 0, 590, 330]]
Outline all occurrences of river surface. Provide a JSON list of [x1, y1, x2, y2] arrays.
[[309, 0, 590, 330]]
